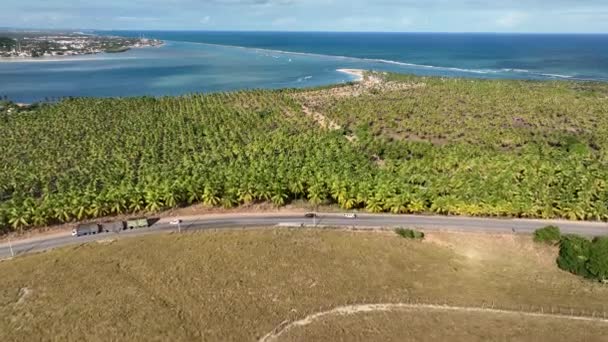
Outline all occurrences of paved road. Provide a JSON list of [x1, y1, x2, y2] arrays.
[[1, 213, 607, 259]]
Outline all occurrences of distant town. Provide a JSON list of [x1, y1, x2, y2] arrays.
[[0, 31, 163, 58]]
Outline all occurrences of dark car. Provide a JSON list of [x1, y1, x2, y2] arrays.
[[304, 212, 317, 218]]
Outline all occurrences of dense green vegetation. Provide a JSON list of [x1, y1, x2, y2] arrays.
[[306, 74, 608, 220], [587, 237, 608, 281], [357, 73, 608, 152], [557, 235, 608, 282], [395, 228, 425, 240], [1, 91, 371, 231], [0, 37, 16, 50], [557, 235, 592, 278], [533, 226, 561, 245], [2, 74, 608, 232], [104, 46, 130, 53], [532, 226, 608, 282]]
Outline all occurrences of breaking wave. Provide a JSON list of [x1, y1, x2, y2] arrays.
[[191, 41, 582, 80]]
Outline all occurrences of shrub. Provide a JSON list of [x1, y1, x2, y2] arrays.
[[533, 225, 561, 244], [395, 228, 425, 240], [587, 237, 608, 282], [557, 234, 592, 278]]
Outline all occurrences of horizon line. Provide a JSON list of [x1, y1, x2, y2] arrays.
[[2, 27, 608, 35]]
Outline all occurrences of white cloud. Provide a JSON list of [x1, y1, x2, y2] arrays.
[[4, 0, 608, 32], [496, 12, 529, 28]]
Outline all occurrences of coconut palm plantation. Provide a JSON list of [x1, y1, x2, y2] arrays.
[[2, 73, 608, 233]]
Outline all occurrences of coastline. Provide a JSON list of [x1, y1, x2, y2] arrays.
[[337, 68, 365, 82], [0, 55, 138, 63], [0, 42, 165, 63], [2, 37, 589, 81], [162, 39, 587, 81]]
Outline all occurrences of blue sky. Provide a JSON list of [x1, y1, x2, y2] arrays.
[[3, 0, 608, 33]]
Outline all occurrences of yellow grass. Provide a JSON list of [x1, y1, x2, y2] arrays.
[[1, 228, 608, 341], [278, 306, 608, 342]]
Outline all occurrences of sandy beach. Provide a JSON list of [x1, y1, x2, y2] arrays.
[[337, 68, 365, 81]]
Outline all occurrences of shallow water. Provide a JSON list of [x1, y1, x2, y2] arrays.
[[2, 32, 608, 103]]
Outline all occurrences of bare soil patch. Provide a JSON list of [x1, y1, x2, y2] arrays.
[[294, 70, 426, 142], [301, 104, 342, 131], [15, 288, 32, 306]]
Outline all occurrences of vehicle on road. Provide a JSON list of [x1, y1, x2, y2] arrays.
[[6, 213, 608, 258], [72, 217, 151, 238], [101, 221, 125, 233], [170, 219, 183, 232], [72, 223, 101, 237], [344, 213, 357, 219], [127, 218, 149, 230], [304, 212, 317, 218]]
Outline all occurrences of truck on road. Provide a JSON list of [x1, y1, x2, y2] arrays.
[[101, 221, 125, 233], [126, 218, 149, 230], [72, 223, 101, 237], [72, 217, 152, 238]]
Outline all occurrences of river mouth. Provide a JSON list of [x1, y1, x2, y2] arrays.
[[3, 32, 607, 103]]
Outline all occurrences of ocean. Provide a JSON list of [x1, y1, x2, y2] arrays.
[[1, 32, 608, 103]]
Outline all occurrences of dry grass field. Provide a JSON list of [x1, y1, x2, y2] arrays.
[[1, 228, 608, 341], [277, 306, 608, 342]]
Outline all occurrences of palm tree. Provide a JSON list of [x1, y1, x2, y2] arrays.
[[202, 187, 220, 207], [71, 196, 90, 221], [108, 190, 127, 215], [365, 196, 384, 213], [288, 180, 305, 199], [307, 182, 326, 207], [220, 189, 239, 209], [30, 205, 49, 227], [88, 196, 110, 218], [144, 188, 164, 212], [386, 194, 408, 214], [129, 193, 145, 213], [237, 185, 255, 204], [53, 205, 72, 224], [162, 183, 181, 208], [8, 207, 30, 231], [407, 198, 426, 214]]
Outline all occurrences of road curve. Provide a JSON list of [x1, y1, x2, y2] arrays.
[[1, 213, 607, 259]]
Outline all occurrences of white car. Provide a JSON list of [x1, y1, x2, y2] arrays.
[[169, 219, 182, 225], [344, 213, 357, 219]]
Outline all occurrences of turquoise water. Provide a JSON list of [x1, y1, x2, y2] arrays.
[[1, 32, 608, 103], [115, 31, 608, 81]]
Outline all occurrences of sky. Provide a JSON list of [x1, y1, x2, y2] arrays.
[[3, 0, 608, 33]]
